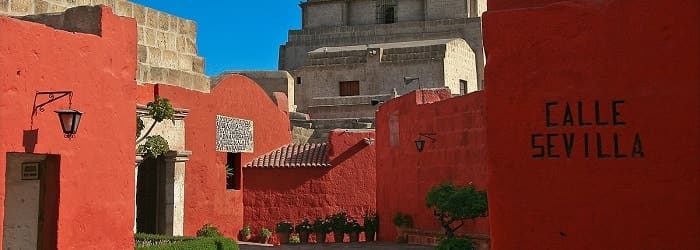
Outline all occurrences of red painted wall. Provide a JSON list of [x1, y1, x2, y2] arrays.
[[243, 130, 376, 243], [0, 7, 137, 249], [136, 74, 292, 238], [375, 89, 489, 241], [483, 0, 699, 249]]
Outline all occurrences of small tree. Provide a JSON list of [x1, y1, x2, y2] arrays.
[[426, 182, 487, 239]]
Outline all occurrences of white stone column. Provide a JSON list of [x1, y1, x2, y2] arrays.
[[162, 150, 191, 236]]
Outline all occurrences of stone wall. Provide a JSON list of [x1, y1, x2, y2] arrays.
[[0, 0, 209, 92], [300, 0, 486, 28], [226, 71, 296, 112], [281, 17, 485, 87], [444, 38, 477, 93], [294, 39, 475, 116]]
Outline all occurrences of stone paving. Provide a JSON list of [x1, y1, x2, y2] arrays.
[[239, 242, 434, 250]]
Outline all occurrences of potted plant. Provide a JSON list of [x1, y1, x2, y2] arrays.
[[276, 221, 294, 244], [329, 212, 348, 243], [225, 164, 235, 189], [295, 219, 313, 243], [312, 217, 331, 243], [393, 212, 413, 243], [260, 228, 272, 244], [346, 217, 363, 242], [238, 225, 252, 241], [363, 210, 378, 242]]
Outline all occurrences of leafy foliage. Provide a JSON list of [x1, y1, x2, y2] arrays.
[[197, 224, 224, 238], [239, 225, 251, 236], [392, 212, 413, 227], [426, 182, 488, 239], [312, 217, 331, 233], [363, 210, 379, 232], [436, 237, 475, 250], [137, 116, 145, 138], [289, 235, 301, 244], [295, 219, 313, 233], [346, 218, 363, 233], [260, 228, 272, 238], [138, 135, 170, 159], [276, 221, 294, 233], [147, 97, 175, 123], [134, 233, 238, 250], [225, 164, 235, 178], [328, 211, 348, 232]]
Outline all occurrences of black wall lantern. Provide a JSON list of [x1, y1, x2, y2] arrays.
[[55, 109, 83, 138], [33, 91, 83, 138], [415, 133, 436, 152]]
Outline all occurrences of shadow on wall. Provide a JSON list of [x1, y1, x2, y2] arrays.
[[329, 140, 369, 166]]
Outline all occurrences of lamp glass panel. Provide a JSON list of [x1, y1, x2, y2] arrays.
[[415, 139, 425, 152]]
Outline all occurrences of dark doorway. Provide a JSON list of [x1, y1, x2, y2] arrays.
[[136, 157, 165, 234]]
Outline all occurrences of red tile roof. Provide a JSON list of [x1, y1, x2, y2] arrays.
[[245, 143, 330, 168]]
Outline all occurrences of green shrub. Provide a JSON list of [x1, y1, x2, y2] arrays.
[[295, 219, 313, 233], [135, 233, 238, 250], [312, 217, 331, 233], [363, 210, 378, 232], [289, 235, 301, 244], [197, 224, 224, 238], [436, 237, 475, 250], [239, 225, 251, 236], [393, 212, 413, 227], [328, 211, 348, 232], [260, 228, 272, 238], [276, 221, 294, 233], [426, 182, 488, 239]]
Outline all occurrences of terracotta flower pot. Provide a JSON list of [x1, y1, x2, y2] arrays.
[[238, 233, 251, 242], [315, 232, 326, 243], [365, 230, 376, 242], [333, 230, 345, 243], [349, 231, 359, 242], [300, 231, 310, 243], [278, 232, 290, 244]]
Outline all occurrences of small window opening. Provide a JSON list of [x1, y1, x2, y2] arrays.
[[376, 0, 398, 24], [460, 80, 468, 95], [339, 81, 360, 96], [296, 76, 302, 85], [226, 153, 242, 190]]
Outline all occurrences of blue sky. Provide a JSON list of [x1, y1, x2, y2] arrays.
[[130, 0, 302, 76]]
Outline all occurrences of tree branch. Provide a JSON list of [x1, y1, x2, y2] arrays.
[[136, 120, 157, 144]]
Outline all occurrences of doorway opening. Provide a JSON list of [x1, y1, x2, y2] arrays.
[[136, 156, 166, 234], [3, 153, 59, 249]]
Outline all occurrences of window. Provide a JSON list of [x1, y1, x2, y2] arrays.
[[376, 0, 397, 24], [460, 80, 468, 95], [339, 81, 360, 96], [226, 153, 241, 190], [470, 0, 478, 17], [296, 76, 302, 85]]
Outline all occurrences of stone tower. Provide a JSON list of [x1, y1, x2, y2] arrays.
[[280, 0, 487, 89]]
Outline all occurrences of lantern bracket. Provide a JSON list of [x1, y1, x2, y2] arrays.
[[33, 91, 73, 115]]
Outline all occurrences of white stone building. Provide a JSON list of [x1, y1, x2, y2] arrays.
[[280, 0, 487, 118]]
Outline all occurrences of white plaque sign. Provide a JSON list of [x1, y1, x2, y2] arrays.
[[216, 115, 254, 153]]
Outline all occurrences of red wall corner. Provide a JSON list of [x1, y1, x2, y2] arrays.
[[375, 91, 489, 242]]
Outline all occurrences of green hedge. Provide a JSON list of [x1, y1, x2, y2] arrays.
[[135, 233, 238, 250]]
